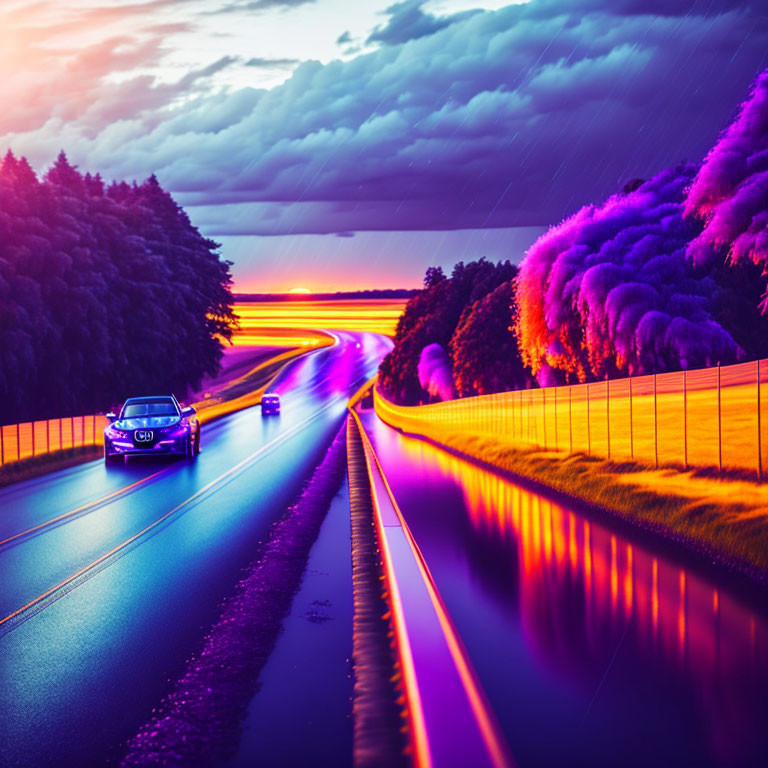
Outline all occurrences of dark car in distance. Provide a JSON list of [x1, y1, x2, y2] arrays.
[[104, 395, 200, 465], [261, 393, 281, 416]]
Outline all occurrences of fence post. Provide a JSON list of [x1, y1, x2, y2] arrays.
[[528, 389, 532, 442], [757, 360, 762, 483], [629, 374, 634, 461], [683, 370, 688, 470], [31, 419, 35, 456], [606, 378, 611, 460], [569, 385, 573, 454], [16, 423, 20, 462], [653, 374, 658, 469], [717, 365, 722, 473], [531, 389, 535, 443], [554, 386, 558, 450], [59, 418, 63, 451], [542, 388, 547, 450], [586, 384, 591, 456], [47, 419, 50, 454]]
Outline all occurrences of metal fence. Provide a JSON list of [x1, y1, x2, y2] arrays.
[[0, 415, 108, 467], [374, 358, 768, 481]]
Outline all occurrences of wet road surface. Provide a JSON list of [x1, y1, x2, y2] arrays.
[[0, 332, 390, 768]]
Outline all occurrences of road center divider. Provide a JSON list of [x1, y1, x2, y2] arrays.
[[348, 402, 513, 768]]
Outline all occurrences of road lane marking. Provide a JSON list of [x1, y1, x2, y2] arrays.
[[0, 469, 170, 550], [0, 396, 344, 632]]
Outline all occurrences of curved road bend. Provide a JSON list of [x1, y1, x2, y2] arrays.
[[0, 331, 391, 768], [359, 408, 768, 768]]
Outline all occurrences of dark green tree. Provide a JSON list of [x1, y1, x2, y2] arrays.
[[379, 259, 518, 404], [0, 152, 235, 423], [450, 280, 530, 396]]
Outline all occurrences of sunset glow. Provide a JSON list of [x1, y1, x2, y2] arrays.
[[231, 299, 406, 346]]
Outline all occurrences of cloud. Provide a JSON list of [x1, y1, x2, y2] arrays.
[[245, 56, 299, 69], [213, 0, 316, 13], [366, 0, 479, 47], [336, 30, 353, 45], [3, 0, 768, 237]]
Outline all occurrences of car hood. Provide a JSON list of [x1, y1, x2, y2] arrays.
[[115, 416, 181, 430]]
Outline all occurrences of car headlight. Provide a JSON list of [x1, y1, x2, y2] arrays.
[[108, 427, 129, 439]]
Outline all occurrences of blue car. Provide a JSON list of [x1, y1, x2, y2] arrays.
[[104, 395, 200, 465], [261, 393, 281, 416]]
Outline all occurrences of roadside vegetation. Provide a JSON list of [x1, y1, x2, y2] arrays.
[[0, 151, 235, 424], [374, 70, 768, 580], [379, 259, 533, 405]]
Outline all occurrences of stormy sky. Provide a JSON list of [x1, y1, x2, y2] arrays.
[[3, 0, 767, 290]]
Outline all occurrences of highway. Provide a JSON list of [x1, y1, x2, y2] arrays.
[[0, 332, 391, 768], [358, 408, 768, 768]]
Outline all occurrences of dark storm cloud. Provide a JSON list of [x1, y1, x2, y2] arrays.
[[366, 0, 480, 47], [9, 0, 768, 236], [532, 0, 747, 15]]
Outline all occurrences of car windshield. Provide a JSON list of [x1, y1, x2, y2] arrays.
[[122, 400, 178, 418]]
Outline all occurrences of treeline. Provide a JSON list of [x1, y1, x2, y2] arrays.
[[379, 260, 533, 404], [0, 151, 235, 424], [381, 68, 768, 405]]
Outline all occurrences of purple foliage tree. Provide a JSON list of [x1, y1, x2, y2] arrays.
[[515, 163, 746, 383], [685, 68, 768, 311], [417, 343, 456, 402]]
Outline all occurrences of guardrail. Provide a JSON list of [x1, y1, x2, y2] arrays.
[[348, 409, 511, 768], [375, 358, 768, 481], [0, 415, 108, 467]]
